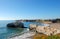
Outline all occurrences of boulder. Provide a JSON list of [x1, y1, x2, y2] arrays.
[[7, 23, 16, 28], [29, 23, 60, 36], [36, 26, 46, 33], [29, 24, 37, 30], [7, 22, 25, 28], [36, 26, 60, 36]]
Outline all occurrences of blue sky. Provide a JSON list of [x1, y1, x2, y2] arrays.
[[0, 0, 60, 20]]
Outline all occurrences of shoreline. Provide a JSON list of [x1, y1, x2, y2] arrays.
[[9, 23, 60, 39], [9, 31, 35, 39], [9, 23, 49, 39]]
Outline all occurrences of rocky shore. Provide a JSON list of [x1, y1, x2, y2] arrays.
[[29, 23, 60, 36], [9, 23, 60, 39]]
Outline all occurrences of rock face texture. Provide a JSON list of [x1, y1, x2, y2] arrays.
[[29, 24, 60, 36], [7, 22, 25, 28], [29, 24, 37, 30]]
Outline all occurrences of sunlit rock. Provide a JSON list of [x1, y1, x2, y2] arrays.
[[29, 24, 37, 30]]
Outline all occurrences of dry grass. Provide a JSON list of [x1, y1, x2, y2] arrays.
[[33, 33, 48, 39], [56, 33, 60, 37], [33, 33, 60, 39]]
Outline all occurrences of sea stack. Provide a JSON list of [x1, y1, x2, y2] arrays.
[[7, 21, 25, 28]]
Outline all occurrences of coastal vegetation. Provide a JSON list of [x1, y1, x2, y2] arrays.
[[51, 19, 60, 23], [33, 33, 60, 39], [19, 18, 60, 23]]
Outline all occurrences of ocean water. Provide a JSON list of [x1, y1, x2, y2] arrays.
[[0, 20, 28, 39], [0, 20, 44, 39]]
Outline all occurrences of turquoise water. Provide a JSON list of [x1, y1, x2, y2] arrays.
[[0, 20, 43, 39], [0, 20, 26, 39]]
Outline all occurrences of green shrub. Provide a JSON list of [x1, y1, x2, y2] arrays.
[[46, 35, 60, 39]]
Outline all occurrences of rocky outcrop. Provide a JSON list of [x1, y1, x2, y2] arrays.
[[29, 24, 60, 36], [7, 22, 25, 28], [29, 24, 37, 30]]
